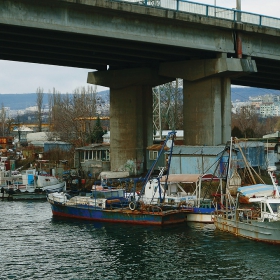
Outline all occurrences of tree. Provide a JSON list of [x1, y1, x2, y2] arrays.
[[231, 105, 279, 138], [0, 103, 6, 136], [232, 105, 260, 137], [16, 113, 22, 142], [231, 126, 243, 138], [88, 116, 105, 143], [153, 78, 183, 131], [36, 87, 44, 132], [50, 86, 99, 146]]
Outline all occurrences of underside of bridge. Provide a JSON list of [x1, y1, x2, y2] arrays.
[[1, 21, 280, 89], [1, 0, 280, 173]]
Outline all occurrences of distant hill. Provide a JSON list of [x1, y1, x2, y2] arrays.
[[231, 87, 280, 102], [0, 90, 110, 110], [1, 87, 280, 110]]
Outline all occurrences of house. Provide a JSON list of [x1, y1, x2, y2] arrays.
[[167, 146, 226, 175], [166, 141, 265, 175], [13, 125, 33, 144], [146, 144, 170, 172], [74, 143, 110, 178], [43, 141, 72, 153]]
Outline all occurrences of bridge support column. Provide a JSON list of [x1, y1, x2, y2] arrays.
[[159, 57, 257, 145], [183, 77, 231, 145], [110, 85, 153, 174], [88, 67, 172, 174]]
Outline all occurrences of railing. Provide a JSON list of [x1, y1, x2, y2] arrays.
[[115, 0, 280, 29]]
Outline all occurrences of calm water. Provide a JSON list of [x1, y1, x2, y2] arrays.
[[1, 201, 280, 280]]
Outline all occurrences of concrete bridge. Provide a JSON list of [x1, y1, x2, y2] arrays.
[[1, 0, 280, 173]]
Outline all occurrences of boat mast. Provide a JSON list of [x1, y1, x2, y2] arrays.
[[267, 166, 279, 197], [225, 138, 236, 209], [137, 130, 176, 203]]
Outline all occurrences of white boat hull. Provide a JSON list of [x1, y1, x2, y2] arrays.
[[42, 181, 66, 192], [186, 213, 213, 223]]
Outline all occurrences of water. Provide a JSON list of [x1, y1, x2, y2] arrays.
[[1, 201, 280, 280]]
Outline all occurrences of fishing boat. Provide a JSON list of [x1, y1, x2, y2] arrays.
[[213, 139, 280, 244], [137, 172, 221, 223], [48, 189, 187, 225], [1, 169, 66, 200], [47, 131, 189, 225]]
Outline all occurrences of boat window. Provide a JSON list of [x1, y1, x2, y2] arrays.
[[92, 190, 124, 199], [269, 202, 280, 213], [92, 191, 106, 199], [118, 190, 125, 197]]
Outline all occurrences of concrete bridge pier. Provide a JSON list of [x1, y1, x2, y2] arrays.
[[160, 56, 257, 145], [110, 85, 153, 174], [183, 77, 231, 145], [88, 67, 172, 174]]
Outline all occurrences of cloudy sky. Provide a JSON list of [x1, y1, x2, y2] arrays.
[[0, 0, 279, 94]]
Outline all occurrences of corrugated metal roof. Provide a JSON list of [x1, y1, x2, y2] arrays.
[[169, 146, 225, 156], [235, 141, 264, 148], [76, 144, 109, 151]]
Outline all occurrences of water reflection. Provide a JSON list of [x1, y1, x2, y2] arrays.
[[1, 201, 280, 279]]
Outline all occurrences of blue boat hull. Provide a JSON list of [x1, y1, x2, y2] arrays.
[[50, 202, 186, 226]]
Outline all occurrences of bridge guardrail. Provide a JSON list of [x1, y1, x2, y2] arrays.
[[116, 0, 280, 29]]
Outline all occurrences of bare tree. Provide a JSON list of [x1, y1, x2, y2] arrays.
[[36, 87, 44, 132], [0, 103, 6, 136], [16, 113, 22, 142], [51, 86, 98, 146], [154, 78, 183, 130], [231, 105, 278, 138]]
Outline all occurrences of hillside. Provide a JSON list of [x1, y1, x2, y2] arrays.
[[231, 87, 280, 102], [0, 90, 110, 110], [1, 87, 280, 110]]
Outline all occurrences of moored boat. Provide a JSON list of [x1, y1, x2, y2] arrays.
[[213, 193, 280, 244], [47, 131, 190, 225], [213, 140, 280, 244], [48, 188, 188, 225], [140, 172, 220, 223], [1, 169, 66, 200]]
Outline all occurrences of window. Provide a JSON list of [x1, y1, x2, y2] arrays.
[[149, 151, 158, 160], [88, 151, 92, 160]]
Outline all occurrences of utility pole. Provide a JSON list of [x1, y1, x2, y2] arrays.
[[236, 0, 241, 10], [236, 0, 241, 21]]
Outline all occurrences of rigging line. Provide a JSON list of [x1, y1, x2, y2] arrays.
[[201, 145, 230, 201]]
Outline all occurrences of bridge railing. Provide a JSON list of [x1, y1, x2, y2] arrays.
[[117, 0, 280, 29]]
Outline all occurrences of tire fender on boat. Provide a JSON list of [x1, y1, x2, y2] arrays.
[[129, 201, 136, 211]]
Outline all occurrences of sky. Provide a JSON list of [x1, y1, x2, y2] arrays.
[[0, 0, 279, 94]]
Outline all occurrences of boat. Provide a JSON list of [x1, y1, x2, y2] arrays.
[[1, 169, 66, 200], [48, 189, 187, 225], [47, 131, 189, 225], [213, 138, 280, 244], [138, 172, 222, 223]]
